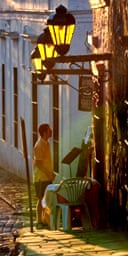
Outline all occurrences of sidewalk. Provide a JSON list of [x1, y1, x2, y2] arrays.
[[0, 167, 128, 256], [19, 227, 128, 256]]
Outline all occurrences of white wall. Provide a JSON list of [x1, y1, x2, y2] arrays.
[[0, 0, 90, 11]]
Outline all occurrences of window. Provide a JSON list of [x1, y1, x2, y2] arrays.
[[2, 64, 6, 140], [13, 67, 18, 148]]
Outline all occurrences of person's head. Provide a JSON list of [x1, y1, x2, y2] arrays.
[[38, 123, 52, 140]]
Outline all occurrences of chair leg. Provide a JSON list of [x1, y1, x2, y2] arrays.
[[82, 203, 92, 230], [56, 206, 62, 229], [81, 211, 86, 229], [61, 205, 71, 231], [50, 214, 55, 230], [50, 207, 57, 230]]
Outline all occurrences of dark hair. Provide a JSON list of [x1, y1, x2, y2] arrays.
[[38, 123, 49, 136]]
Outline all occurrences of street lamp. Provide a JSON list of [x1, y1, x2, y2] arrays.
[[31, 5, 110, 77], [47, 5, 76, 55], [30, 46, 46, 81], [37, 27, 58, 69]]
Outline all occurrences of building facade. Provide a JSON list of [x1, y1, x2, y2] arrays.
[[0, 1, 92, 179]]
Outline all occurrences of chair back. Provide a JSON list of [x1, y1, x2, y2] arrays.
[[56, 177, 90, 204]]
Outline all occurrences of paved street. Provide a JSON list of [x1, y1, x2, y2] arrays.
[[0, 167, 27, 230], [0, 167, 128, 256], [0, 167, 31, 255]]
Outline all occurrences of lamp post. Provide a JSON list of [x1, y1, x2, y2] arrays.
[[30, 5, 112, 188]]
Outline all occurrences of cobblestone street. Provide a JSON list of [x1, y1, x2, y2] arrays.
[[0, 167, 28, 255], [0, 167, 128, 256], [0, 167, 27, 227]]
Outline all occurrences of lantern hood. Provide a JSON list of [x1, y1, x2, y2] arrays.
[[47, 5, 76, 26], [37, 27, 53, 44], [31, 46, 40, 59]]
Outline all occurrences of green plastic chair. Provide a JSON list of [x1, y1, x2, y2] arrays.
[[55, 177, 91, 230]]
